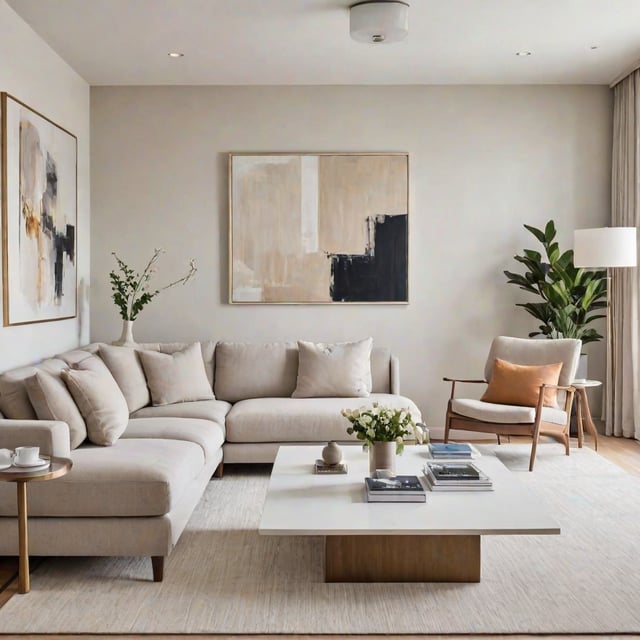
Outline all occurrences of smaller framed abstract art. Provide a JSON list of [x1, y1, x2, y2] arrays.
[[229, 152, 409, 304], [2, 93, 77, 326]]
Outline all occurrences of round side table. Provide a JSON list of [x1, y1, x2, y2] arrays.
[[571, 380, 602, 451], [0, 456, 72, 594]]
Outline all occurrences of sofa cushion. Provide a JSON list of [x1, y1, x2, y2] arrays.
[[214, 341, 299, 402], [131, 399, 231, 431], [0, 438, 204, 517], [24, 371, 87, 449], [139, 343, 214, 406], [56, 347, 98, 366], [0, 358, 68, 419], [123, 417, 224, 462], [225, 393, 422, 443], [62, 356, 129, 446], [99, 344, 150, 412], [292, 338, 373, 398], [138, 341, 216, 387], [451, 398, 567, 426]]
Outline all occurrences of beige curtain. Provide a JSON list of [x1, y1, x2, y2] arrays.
[[610, 70, 640, 439]]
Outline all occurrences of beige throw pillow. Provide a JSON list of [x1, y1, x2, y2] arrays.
[[138, 342, 215, 406], [292, 338, 373, 398], [61, 356, 129, 446], [99, 344, 150, 412], [24, 370, 88, 449]]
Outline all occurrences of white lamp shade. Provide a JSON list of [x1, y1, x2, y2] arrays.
[[350, 1, 409, 44], [573, 227, 637, 268]]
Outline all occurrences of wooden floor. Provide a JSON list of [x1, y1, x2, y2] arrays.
[[1, 434, 639, 640]]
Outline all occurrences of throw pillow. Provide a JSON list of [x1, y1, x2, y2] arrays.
[[99, 344, 150, 412], [292, 337, 373, 398], [138, 342, 215, 406], [24, 370, 88, 449], [61, 356, 129, 446], [481, 358, 563, 408]]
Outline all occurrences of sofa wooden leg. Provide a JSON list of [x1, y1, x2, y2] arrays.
[[214, 462, 224, 478], [151, 556, 164, 582]]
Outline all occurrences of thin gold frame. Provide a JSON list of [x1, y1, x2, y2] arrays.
[[228, 151, 410, 305], [1, 92, 78, 326]]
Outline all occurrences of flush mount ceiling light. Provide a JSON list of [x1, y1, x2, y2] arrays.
[[515, 51, 532, 57], [168, 52, 184, 58], [350, 1, 409, 44]]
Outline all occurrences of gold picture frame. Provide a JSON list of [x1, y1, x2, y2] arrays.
[[2, 93, 78, 326], [228, 152, 409, 304]]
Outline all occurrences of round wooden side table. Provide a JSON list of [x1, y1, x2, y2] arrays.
[[571, 380, 602, 451], [0, 456, 72, 594]]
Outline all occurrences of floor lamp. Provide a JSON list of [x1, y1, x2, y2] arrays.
[[573, 227, 638, 432]]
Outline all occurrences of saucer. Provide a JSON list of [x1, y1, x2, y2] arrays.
[[0, 462, 11, 471], [13, 457, 49, 468]]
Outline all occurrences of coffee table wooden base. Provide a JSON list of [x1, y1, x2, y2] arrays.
[[325, 534, 481, 583]]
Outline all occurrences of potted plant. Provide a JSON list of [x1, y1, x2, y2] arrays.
[[504, 220, 607, 376], [341, 403, 425, 474], [109, 248, 197, 346]]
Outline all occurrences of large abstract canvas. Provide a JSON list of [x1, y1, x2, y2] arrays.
[[229, 153, 408, 304], [2, 94, 77, 325]]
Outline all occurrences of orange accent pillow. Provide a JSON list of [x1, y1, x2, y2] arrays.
[[481, 358, 563, 408]]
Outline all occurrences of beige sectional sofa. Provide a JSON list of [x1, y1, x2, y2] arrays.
[[0, 340, 421, 581]]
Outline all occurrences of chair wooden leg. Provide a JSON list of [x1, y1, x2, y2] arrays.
[[564, 433, 570, 456], [151, 556, 165, 582], [444, 415, 451, 443], [528, 437, 538, 472], [213, 462, 224, 478], [496, 435, 501, 445]]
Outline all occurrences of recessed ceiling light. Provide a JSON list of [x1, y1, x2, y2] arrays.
[[515, 51, 532, 57], [168, 52, 184, 58]]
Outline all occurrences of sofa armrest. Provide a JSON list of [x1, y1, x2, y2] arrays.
[[390, 355, 400, 395], [0, 420, 71, 458]]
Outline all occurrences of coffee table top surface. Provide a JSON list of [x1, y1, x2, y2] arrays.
[[259, 445, 559, 537]]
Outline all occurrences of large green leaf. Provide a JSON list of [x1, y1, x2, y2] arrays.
[[505, 219, 607, 345]]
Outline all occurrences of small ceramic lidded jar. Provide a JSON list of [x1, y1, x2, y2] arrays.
[[321, 441, 343, 466]]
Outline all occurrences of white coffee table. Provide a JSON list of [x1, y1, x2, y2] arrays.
[[259, 445, 559, 583]]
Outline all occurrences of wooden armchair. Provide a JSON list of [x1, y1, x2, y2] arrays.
[[444, 336, 581, 471]]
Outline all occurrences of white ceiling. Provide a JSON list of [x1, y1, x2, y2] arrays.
[[6, 0, 640, 85]]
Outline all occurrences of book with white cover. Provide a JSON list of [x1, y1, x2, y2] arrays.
[[422, 473, 494, 492]]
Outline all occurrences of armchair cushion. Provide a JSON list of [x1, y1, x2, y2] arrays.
[[451, 398, 567, 426], [481, 358, 562, 408]]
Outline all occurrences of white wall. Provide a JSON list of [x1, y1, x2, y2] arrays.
[[90, 85, 612, 430], [0, 0, 90, 371]]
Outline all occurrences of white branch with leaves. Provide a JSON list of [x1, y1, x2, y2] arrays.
[[109, 248, 197, 321]]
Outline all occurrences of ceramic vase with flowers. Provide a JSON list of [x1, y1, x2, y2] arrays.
[[341, 403, 426, 475], [109, 248, 197, 347]]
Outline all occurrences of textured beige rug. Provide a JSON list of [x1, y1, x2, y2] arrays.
[[1, 444, 639, 634]]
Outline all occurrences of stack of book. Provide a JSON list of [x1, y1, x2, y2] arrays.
[[364, 475, 426, 502], [428, 442, 478, 459], [422, 462, 493, 492]]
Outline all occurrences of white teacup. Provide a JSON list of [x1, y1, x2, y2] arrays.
[[0, 448, 12, 467], [14, 446, 40, 465]]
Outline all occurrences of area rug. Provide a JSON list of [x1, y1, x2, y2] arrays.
[[1, 444, 639, 634]]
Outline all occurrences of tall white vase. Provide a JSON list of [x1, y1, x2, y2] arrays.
[[368, 441, 396, 475], [113, 320, 137, 347]]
